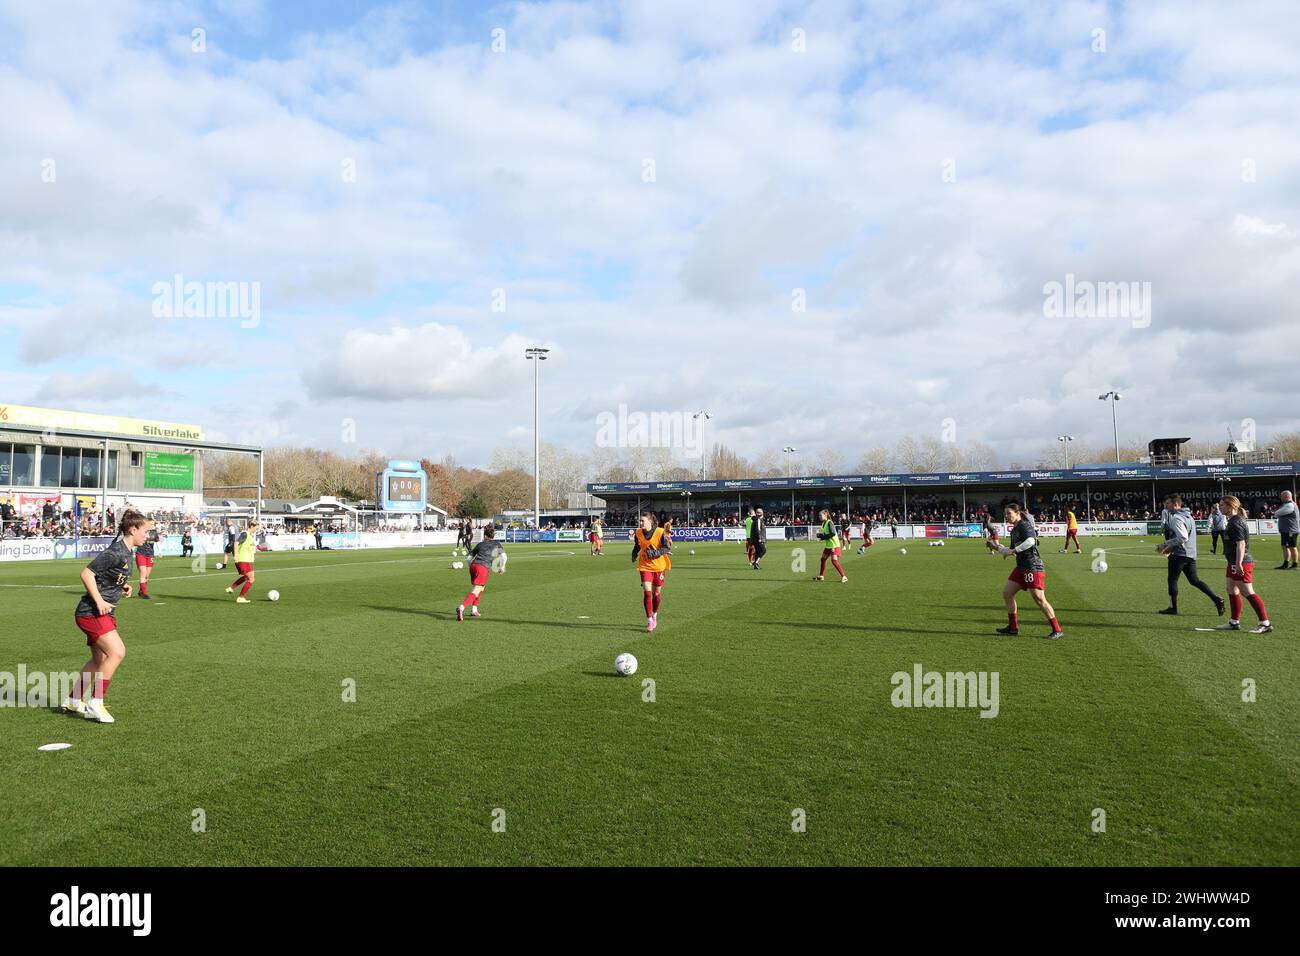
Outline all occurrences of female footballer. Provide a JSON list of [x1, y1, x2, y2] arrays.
[[814, 509, 848, 582], [632, 511, 672, 632], [226, 519, 268, 603], [991, 502, 1063, 639], [134, 522, 160, 599], [1215, 496, 1272, 633], [64, 510, 152, 723], [457, 524, 505, 620]]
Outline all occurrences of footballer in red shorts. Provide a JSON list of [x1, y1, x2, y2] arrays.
[[133, 525, 159, 599], [458, 525, 505, 620], [992, 502, 1062, 639], [1215, 496, 1271, 632], [65, 511, 153, 723]]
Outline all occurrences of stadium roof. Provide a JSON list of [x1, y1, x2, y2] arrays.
[[588, 461, 1299, 496], [0, 420, 260, 456]]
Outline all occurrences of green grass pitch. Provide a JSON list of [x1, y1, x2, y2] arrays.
[[1, 537, 1296, 866]]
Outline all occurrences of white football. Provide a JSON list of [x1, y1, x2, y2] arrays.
[[614, 652, 638, 676], [215, 562, 225, 570], [1094, 561, 1108, 573], [900, 548, 907, 555], [267, 590, 280, 602], [689, 549, 695, 555]]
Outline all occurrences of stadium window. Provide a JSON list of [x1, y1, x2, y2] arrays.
[[131, 451, 142, 468], [11, 444, 35, 485], [80, 451, 100, 489], [61, 448, 81, 488], [0, 443, 9, 484], [39, 446, 61, 488], [107, 450, 118, 489]]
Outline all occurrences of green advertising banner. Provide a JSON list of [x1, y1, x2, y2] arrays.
[[143, 451, 195, 490]]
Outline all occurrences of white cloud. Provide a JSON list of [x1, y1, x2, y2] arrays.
[[2, 0, 1299, 467]]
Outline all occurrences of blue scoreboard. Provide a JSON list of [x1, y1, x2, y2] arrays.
[[379, 460, 427, 513]]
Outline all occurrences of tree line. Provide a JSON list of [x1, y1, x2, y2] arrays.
[[203, 431, 1300, 517]]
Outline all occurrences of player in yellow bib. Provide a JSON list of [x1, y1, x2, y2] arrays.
[[632, 512, 672, 632], [227, 519, 267, 603], [589, 518, 604, 556], [815, 509, 848, 582], [1060, 506, 1081, 554]]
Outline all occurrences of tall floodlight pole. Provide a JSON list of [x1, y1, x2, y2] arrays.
[[694, 411, 713, 480], [1057, 435, 1075, 469], [526, 347, 550, 533], [1098, 391, 1122, 462], [783, 446, 797, 521]]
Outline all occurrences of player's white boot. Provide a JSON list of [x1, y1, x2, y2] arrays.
[[63, 697, 86, 716], [1250, 621, 1272, 634], [470, 606, 481, 618], [84, 699, 114, 723]]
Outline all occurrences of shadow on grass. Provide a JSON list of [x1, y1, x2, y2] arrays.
[[152, 592, 241, 604], [362, 605, 621, 631], [581, 671, 624, 678]]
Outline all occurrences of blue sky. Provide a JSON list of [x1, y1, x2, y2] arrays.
[[2, 0, 1299, 474]]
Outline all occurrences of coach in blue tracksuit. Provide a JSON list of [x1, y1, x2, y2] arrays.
[[1157, 494, 1225, 616]]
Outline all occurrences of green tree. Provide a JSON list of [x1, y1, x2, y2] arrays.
[[456, 490, 490, 519]]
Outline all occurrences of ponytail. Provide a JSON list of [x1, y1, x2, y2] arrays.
[[118, 509, 149, 536]]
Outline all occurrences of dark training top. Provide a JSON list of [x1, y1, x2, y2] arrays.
[[1224, 514, 1253, 566], [1009, 517, 1045, 571], [469, 538, 504, 568], [136, 528, 159, 558], [75, 537, 133, 618]]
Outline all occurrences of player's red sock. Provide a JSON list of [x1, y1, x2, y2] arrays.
[[94, 677, 110, 700], [462, 593, 474, 607], [1049, 616, 1060, 630], [818, 556, 828, 575], [472, 593, 482, 606], [1229, 594, 1243, 619], [232, 575, 246, 589], [831, 558, 845, 576], [652, 592, 661, 613], [1247, 594, 1268, 621], [140, 583, 148, 596], [240, 581, 252, 597], [643, 592, 654, 617], [1008, 612, 1018, 629], [72, 673, 89, 700]]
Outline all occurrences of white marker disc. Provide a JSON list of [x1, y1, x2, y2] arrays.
[[38, 743, 73, 752]]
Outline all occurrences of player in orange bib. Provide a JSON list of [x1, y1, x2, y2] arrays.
[[632, 511, 672, 632], [1060, 505, 1081, 554]]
